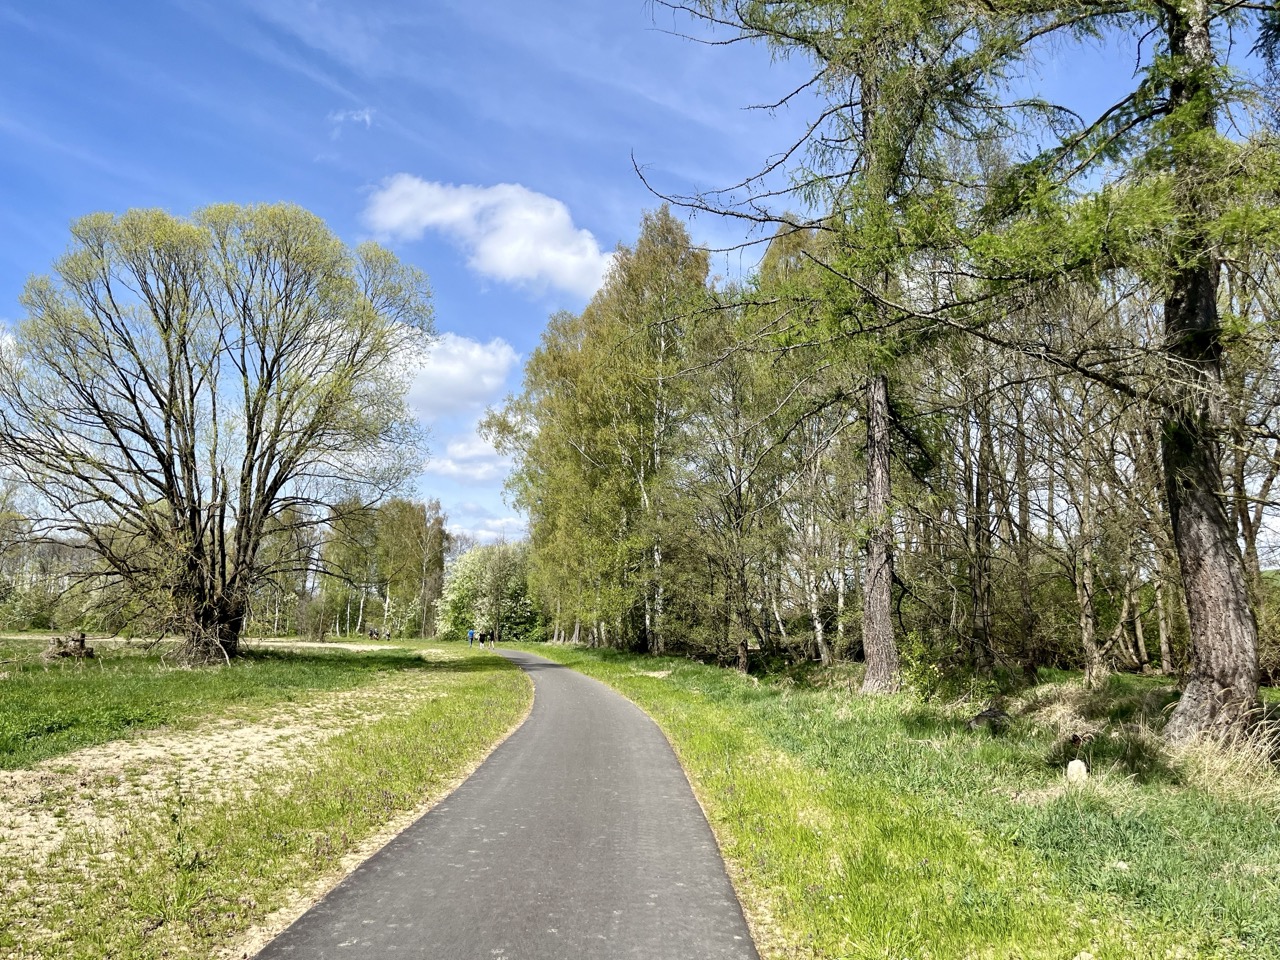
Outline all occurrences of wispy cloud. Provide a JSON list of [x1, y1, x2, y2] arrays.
[[327, 106, 375, 138], [363, 175, 614, 300], [409, 332, 519, 420]]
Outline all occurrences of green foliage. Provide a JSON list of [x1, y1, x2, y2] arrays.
[[484, 206, 709, 653], [310, 497, 449, 640], [436, 542, 538, 642]]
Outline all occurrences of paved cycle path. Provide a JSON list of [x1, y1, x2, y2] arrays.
[[254, 648, 759, 959]]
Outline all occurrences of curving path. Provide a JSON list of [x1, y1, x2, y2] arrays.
[[253, 648, 759, 959]]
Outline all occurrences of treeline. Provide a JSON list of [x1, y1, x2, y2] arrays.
[[486, 210, 1279, 688], [0, 491, 452, 641], [484, 2, 1280, 742]]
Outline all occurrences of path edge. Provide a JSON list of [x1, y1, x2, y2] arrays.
[[225, 653, 536, 960]]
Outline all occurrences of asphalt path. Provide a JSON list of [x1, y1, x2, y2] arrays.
[[254, 648, 760, 959]]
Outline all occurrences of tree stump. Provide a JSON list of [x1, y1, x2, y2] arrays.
[[42, 633, 95, 661]]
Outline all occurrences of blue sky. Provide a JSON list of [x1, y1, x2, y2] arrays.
[[0, 4, 1237, 542], [0, 0, 826, 542]]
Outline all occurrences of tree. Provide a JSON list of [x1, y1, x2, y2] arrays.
[[485, 207, 708, 654], [436, 542, 537, 643], [0, 204, 434, 661], [663, 0, 1279, 737]]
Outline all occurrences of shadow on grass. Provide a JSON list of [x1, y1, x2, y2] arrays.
[[237, 648, 511, 675], [898, 708, 970, 738]]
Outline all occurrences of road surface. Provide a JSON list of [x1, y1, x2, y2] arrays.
[[253, 647, 760, 959]]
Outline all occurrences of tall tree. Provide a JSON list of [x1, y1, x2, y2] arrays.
[[0, 204, 433, 661], [665, 0, 1279, 736]]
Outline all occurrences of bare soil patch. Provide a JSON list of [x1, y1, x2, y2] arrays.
[[0, 664, 451, 862]]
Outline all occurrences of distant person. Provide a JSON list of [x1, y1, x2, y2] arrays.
[[467, 629, 475, 647]]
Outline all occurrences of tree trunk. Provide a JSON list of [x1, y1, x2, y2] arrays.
[[1015, 386, 1038, 680], [1076, 484, 1106, 689], [1156, 578, 1174, 675], [971, 400, 995, 675], [862, 373, 899, 692], [652, 541, 665, 655], [807, 565, 832, 665], [1132, 579, 1151, 674], [1160, 1, 1261, 741], [836, 543, 847, 656]]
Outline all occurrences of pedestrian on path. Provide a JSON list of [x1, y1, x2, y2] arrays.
[[468, 629, 475, 647]]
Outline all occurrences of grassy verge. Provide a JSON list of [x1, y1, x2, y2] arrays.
[[0, 643, 530, 959], [512, 644, 1280, 960], [0, 635, 466, 769]]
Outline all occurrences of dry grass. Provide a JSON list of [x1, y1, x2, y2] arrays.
[[1172, 721, 1280, 811]]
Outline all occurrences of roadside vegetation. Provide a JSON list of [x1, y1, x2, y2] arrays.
[[0, 639, 529, 960], [517, 643, 1280, 960]]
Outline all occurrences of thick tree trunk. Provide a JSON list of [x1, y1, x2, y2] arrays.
[[1162, 391, 1260, 736], [862, 373, 900, 693], [1158, 3, 1260, 741], [181, 592, 244, 663]]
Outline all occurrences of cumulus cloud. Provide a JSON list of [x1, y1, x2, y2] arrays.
[[363, 175, 613, 299], [424, 432, 510, 484], [408, 332, 518, 420]]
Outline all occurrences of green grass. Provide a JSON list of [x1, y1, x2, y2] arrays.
[[0, 641, 531, 959], [0, 636, 457, 769], [513, 644, 1280, 960]]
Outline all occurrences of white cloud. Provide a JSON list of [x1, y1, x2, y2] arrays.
[[363, 175, 614, 299], [408, 332, 518, 420], [450, 514, 527, 545], [327, 106, 374, 138], [424, 432, 511, 484]]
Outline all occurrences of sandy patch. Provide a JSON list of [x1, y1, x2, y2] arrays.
[[0, 663, 453, 862], [0, 647, 532, 960]]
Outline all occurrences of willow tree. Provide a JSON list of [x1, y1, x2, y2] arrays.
[[0, 204, 434, 661]]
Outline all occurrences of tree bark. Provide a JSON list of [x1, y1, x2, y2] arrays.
[[1158, 2, 1260, 740], [862, 373, 900, 692]]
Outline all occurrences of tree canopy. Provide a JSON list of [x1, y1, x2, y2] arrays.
[[0, 203, 434, 660]]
